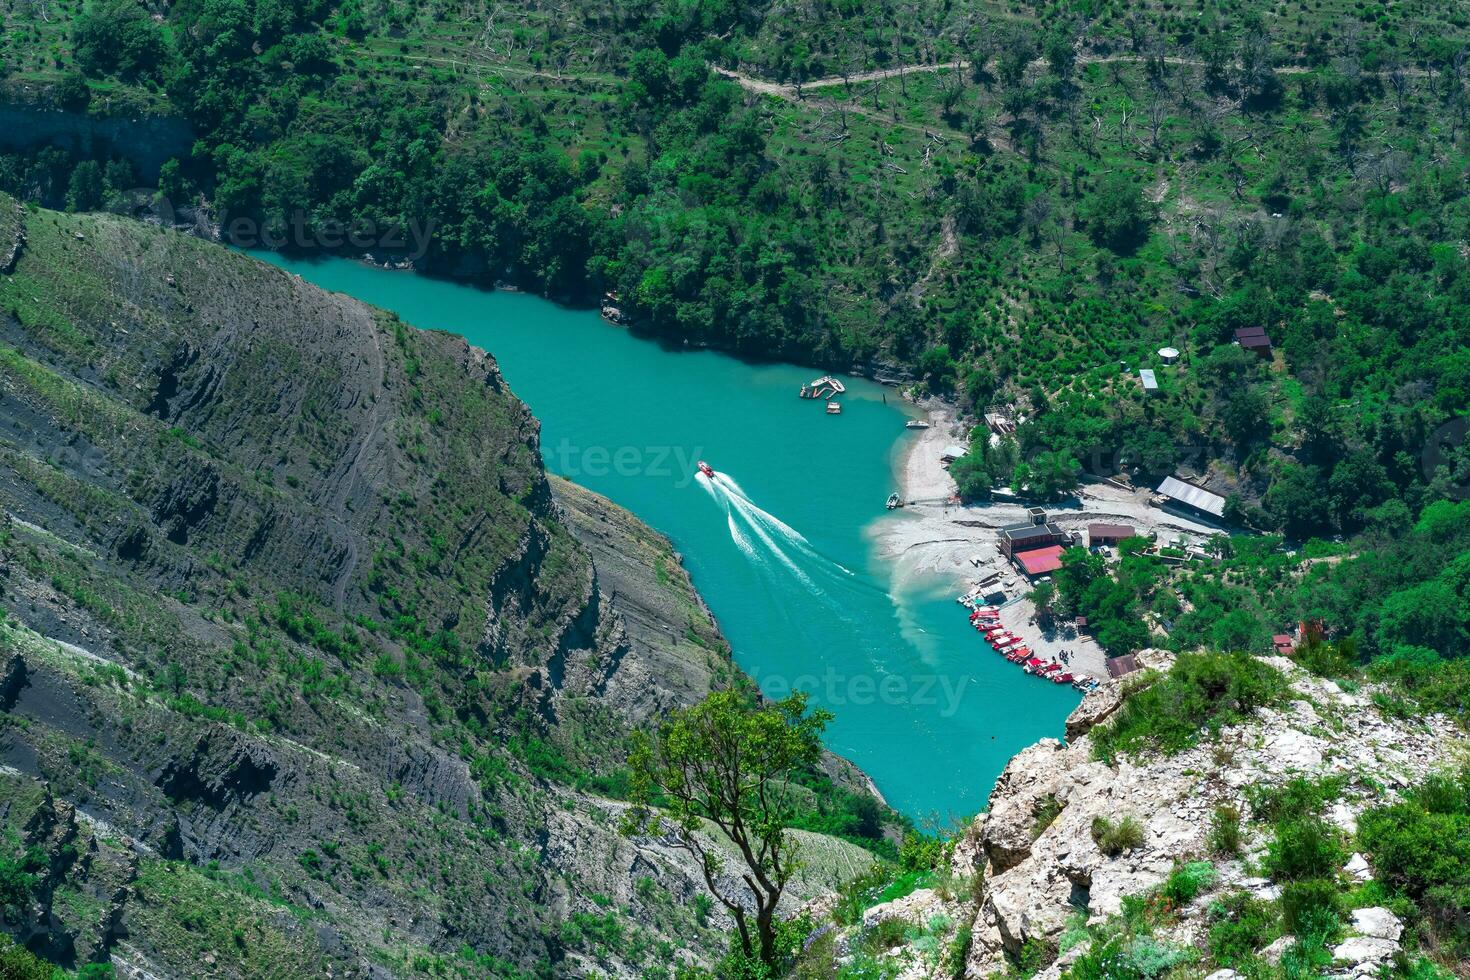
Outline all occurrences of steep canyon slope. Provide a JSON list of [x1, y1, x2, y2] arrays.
[[0, 198, 874, 977]]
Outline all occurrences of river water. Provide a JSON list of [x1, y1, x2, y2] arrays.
[[251, 253, 1078, 825]]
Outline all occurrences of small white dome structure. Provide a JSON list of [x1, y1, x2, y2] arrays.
[[1158, 346, 1180, 364]]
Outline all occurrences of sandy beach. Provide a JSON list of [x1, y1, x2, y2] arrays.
[[875, 399, 1224, 683]]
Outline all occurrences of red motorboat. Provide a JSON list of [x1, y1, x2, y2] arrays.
[[697, 461, 715, 479], [1054, 673, 1075, 684]]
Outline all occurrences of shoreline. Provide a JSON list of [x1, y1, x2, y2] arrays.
[[876, 396, 1224, 685]]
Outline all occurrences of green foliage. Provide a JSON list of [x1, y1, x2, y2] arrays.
[[1207, 806, 1242, 857], [1159, 861, 1217, 907], [1206, 892, 1278, 967], [1279, 878, 1341, 935], [1078, 174, 1150, 254], [1263, 817, 1345, 882], [1032, 794, 1063, 840], [0, 845, 44, 912], [832, 864, 931, 927], [1091, 652, 1283, 760], [1357, 767, 1470, 959], [1245, 775, 1345, 824], [1051, 547, 1157, 657], [0, 938, 55, 980], [625, 690, 832, 968], [898, 832, 942, 872], [1090, 815, 1145, 857], [73, 0, 169, 82], [1061, 932, 1193, 980]]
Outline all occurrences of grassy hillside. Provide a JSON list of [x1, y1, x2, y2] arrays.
[[0, 198, 888, 977]]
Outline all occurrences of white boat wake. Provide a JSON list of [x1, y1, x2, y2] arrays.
[[698, 469, 870, 593], [711, 471, 854, 575]]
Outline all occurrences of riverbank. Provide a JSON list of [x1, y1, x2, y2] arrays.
[[876, 398, 1227, 684], [249, 247, 1083, 821]]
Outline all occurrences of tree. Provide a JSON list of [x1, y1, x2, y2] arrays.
[[1079, 174, 1150, 253], [55, 73, 91, 110], [73, 0, 168, 83], [1220, 384, 1270, 447], [1029, 449, 1081, 499], [66, 160, 104, 212], [624, 690, 832, 970], [1265, 463, 1333, 539], [1029, 581, 1056, 626]]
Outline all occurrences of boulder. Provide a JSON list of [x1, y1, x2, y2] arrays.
[[862, 888, 942, 930], [1342, 853, 1373, 883], [1331, 935, 1400, 969], [1350, 907, 1402, 942], [1065, 683, 1123, 741], [982, 740, 1069, 874], [1259, 936, 1293, 965]]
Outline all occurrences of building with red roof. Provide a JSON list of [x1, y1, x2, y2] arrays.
[[1014, 545, 1066, 577]]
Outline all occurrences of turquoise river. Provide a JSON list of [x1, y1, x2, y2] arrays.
[[252, 252, 1078, 824]]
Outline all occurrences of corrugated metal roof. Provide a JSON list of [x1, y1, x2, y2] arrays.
[[1003, 523, 1063, 542], [941, 445, 968, 459], [1156, 476, 1226, 517], [1107, 655, 1141, 677], [1139, 369, 1158, 390]]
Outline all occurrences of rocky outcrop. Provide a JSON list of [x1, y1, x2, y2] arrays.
[[808, 655, 1463, 980], [960, 659, 1458, 976]]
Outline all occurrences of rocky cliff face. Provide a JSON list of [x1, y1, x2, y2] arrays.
[[819, 650, 1463, 980], [0, 199, 877, 977]]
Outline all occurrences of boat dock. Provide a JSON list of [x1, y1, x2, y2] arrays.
[[959, 591, 1099, 693], [800, 376, 847, 399]]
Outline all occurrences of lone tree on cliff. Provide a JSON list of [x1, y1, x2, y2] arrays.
[[623, 689, 832, 970]]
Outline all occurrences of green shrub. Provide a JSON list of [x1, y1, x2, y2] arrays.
[[1061, 933, 1192, 980], [1013, 937, 1054, 976], [1032, 794, 1064, 840], [1245, 775, 1346, 824], [899, 831, 943, 871], [1091, 652, 1283, 760], [1278, 905, 1340, 977], [1264, 817, 1345, 881], [1091, 815, 1146, 856], [863, 917, 909, 953], [0, 938, 53, 980], [1279, 879, 1341, 935], [1356, 767, 1470, 957], [1160, 861, 1217, 906], [1207, 805, 1242, 856], [1118, 936, 1193, 977], [1207, 892, 1278, 966]]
